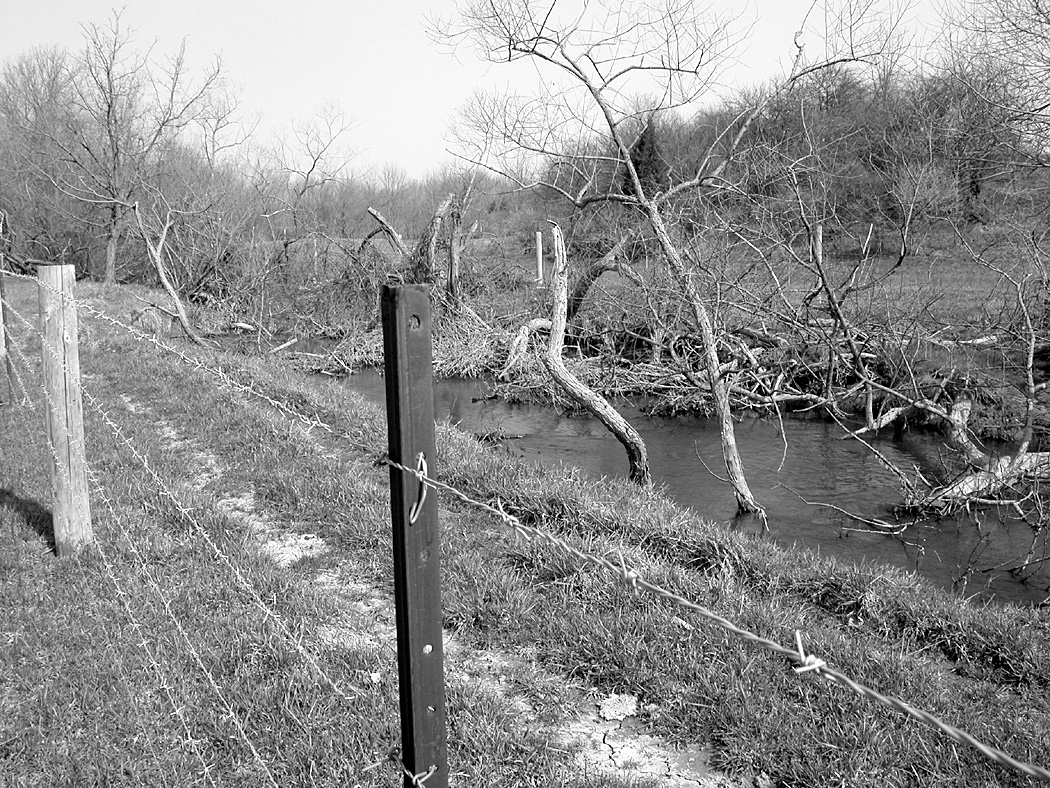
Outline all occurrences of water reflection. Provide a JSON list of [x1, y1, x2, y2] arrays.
[[348, 371, 1049, 605]]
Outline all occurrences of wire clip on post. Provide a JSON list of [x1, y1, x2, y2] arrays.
[[409, 452, 428, 525]]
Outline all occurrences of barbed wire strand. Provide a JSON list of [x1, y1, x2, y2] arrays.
[[1, 348, 168, 777], [12, 328, 284, 787], [90, 476, 261, 787], [3, 342, 220, 786], [11, 270, 366, 448], [1, 313, 35, 407], [1, 291, 365, 706], [89, 498, 222, 786], [15, 389, 196, 782], [386, 459, 1050, 784]]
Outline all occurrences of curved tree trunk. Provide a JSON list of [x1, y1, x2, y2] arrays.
[[544, 225, 650, 485], [566, 236, 627, 324], [365, 207, 412, 258], [132, 204, 205, 346], [410, 193, 455, 284], [646, 206, 765, 518]]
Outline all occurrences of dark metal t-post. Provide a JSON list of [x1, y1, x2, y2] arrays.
[[381, 285, 448, 788]]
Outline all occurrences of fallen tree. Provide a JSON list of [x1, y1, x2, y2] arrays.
[[502, 224, 651, 485]]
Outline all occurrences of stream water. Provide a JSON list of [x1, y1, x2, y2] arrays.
[[340, 369, 1050, 605]]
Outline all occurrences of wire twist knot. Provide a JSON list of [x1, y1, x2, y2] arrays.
[[402, 763, 438, 786], [793, 630, 827, 674]]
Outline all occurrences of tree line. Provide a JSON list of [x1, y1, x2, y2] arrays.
[[4, 2, 1050, 525]]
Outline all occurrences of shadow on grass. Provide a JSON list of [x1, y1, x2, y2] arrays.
[[1, 488, 55, 552]]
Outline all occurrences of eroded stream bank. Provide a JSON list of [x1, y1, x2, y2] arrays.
[[341, 369, 1050, 605]]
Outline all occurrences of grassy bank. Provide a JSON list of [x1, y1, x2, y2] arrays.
[[2, 275, 1049, 787]]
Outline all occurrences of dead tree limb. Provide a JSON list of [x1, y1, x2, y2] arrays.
[[566, 236, 628, 324], [367, 195, 457, 285], [410, 193, 455, 284], [544, 224, 650, 486], [366, 207, 412, 258], [355, 227, 387, 257], [132, 204, 205, 346]]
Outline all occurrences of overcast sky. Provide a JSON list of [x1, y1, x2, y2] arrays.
[[0, 1, 946, 179]]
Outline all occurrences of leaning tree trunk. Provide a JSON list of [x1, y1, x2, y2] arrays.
[[365, 208, 412, 259], [132, 204, 204, 346], [646, 205, 765, 519], [367, 195, 457, 286], [545, 225, 650, 486], [566, 236, 627, 324], [410, 193, 455, 284], [104, 207, 121, 284]]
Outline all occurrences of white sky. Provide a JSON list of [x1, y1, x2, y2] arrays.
[[0, 1, 947, 179]]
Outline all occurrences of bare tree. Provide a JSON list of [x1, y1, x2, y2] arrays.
[[437, 0, 893, 518], [0, 47, 88, 266], [50, 11, 223, 283], [130, 200, 205, 345], [953, 0, 1050, 149]]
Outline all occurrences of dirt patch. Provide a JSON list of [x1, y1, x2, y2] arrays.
[[123, 392, 744, 787], [447, 642, 744, 787]]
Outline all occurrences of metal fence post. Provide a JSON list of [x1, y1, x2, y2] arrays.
[[381, 284, 448, 788]]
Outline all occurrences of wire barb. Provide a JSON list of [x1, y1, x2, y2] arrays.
[[617, 549, 641, 594], [793, 630, 827, 674]]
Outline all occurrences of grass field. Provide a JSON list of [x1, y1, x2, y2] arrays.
[[2, 273, 1050, 787]]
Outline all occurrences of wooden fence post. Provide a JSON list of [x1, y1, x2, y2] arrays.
[[535, 230, 544, 285], [381, 284, 448, 788], [38, 263, 93, 556], [0, 259, 14, 404]]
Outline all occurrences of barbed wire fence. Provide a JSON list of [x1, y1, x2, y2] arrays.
[[2, 294, 281, 786], [0, 344, 177, 780], [2, 268, 1049, 786], [0, 275, 389, 783]]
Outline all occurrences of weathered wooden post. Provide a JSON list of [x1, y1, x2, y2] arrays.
[[0, 261, 14, 404], [38, 263, 93, 556], [381, 284, 448, 788], [535, 230, 544, 285], [0, 214, 15, 404]]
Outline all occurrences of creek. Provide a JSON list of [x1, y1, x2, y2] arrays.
[[340, 369, 1049, 606]]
